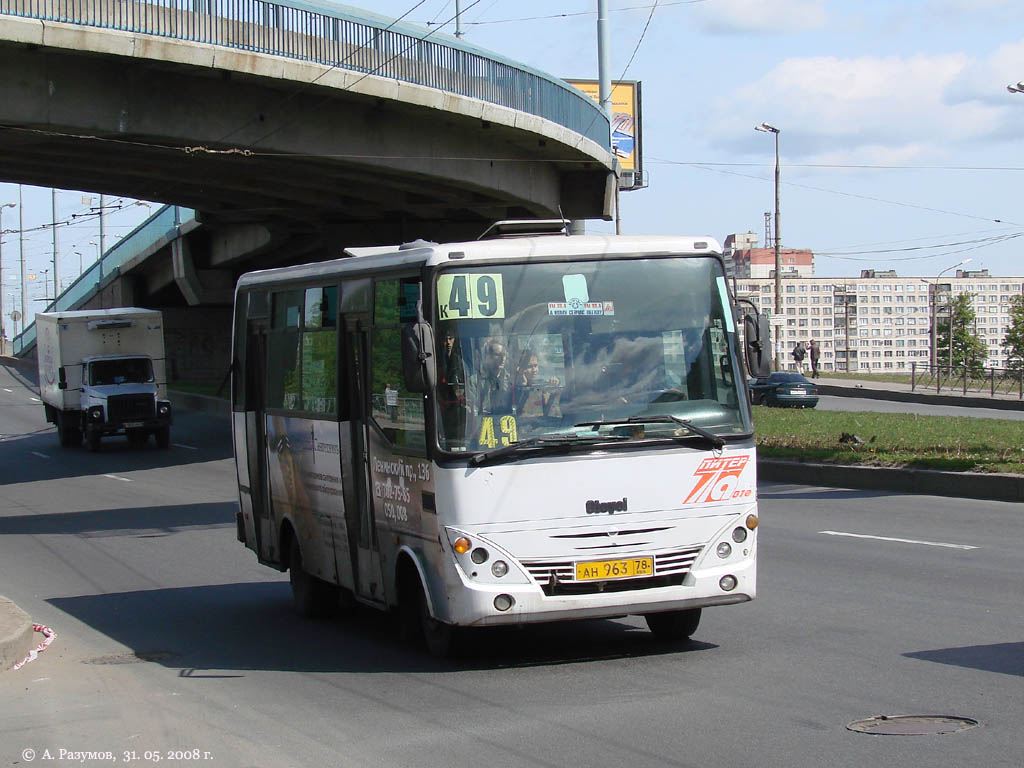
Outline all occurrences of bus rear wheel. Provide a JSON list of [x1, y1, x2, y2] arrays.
[[644, 608, 701, 642], [288, 538, 336, 618]]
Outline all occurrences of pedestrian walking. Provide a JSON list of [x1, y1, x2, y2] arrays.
[[808, 339, 821, 378], [792, 341, 806, 373], [384, 382, 398, 420]]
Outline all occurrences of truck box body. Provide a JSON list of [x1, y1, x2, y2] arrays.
[[38, 308, 167, 407]]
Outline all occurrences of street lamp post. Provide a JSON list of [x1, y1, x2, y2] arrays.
[[0, 201, 15, 349], [926, 258, 971, 374], [755, 122, 782, 368], [19, 185, 27, 335]]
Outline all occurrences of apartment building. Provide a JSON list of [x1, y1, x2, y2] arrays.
[[734, 269, 1023, 373]]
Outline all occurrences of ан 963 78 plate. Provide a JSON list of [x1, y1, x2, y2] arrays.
[[575, 557, 653, 582]]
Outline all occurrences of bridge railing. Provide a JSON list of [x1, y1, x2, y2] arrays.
[[0, 0, 610, 149], [12, 205, 196, 356]]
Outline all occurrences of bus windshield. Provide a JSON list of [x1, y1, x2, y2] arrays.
[[433, 255, 749, 453]]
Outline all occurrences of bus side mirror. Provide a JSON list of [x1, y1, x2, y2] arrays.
[[401, 321, 437, 393], [58, 366, 67, 390], [743, 313, 771, 378]]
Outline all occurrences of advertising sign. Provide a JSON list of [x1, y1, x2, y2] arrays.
[[564, 79, 643, 187]]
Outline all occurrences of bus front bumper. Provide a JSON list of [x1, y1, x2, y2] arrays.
[[442, 556, 756, 627]]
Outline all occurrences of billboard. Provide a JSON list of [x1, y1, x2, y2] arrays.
[[565, 79, 643, 188]]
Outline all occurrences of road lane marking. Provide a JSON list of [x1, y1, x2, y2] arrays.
[[103, 474, 133, 482], [173, 443, 198, 451], [3, 388, 11, 392], [820, 530, 977, 550], [31, 451, 50, 459], [29, 396, 40, 402]]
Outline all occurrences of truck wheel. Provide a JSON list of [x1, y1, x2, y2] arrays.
[[288, 538, 335, 618], [86, 430, 102, 452], [57, 416, 81, 447], [644, 608, 701, 642], [155, 427, 170, 449]]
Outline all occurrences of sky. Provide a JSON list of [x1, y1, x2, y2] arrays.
[[372, 0, 1024, 279], [5, 0, 1024, 333]]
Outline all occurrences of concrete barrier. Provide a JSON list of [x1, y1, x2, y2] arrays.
[[759, 458, 1024, 503]]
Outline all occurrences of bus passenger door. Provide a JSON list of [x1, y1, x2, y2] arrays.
[[343, 316, 385, 605], [246, 318, 275, 563]]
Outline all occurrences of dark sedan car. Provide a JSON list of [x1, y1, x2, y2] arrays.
[[748, 372, 819, 407]]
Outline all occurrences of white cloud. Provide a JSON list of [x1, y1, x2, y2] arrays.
[[710, 50, 1016, 159], [693, 0, 827, 34]]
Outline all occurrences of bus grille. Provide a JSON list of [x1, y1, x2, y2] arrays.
[[521, 546, 704, 597], [107, 394, 155, 422]]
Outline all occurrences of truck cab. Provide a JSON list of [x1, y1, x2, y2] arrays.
[[80, 354, 172, 449]]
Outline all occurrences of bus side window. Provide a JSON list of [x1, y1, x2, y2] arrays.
[[266, 287, 339, 416], [370, 279, 425, 451]]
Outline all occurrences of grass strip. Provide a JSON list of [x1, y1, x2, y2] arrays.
[[752, 407, 1024, 474]]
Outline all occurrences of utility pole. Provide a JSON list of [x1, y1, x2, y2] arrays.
[[454, 0, 464, 38], [19, 185, 26, 330], [51, 188, 60, 308], [596, 0, 619, 234], [0, 201, 14, 349]]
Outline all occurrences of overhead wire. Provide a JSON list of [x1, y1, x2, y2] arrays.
[[422, 0, 715, 27]]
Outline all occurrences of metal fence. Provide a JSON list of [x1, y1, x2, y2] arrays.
[[0, 0, 609, 148], [910, 362, 1024, 399], [12, 205, 196, 355]]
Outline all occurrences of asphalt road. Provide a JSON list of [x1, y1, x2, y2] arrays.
[[817, 394, 1024, 420], [1, 364, 1021, 768]]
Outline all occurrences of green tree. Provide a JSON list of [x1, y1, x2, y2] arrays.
[[937, 292, 986, 374], [1001, 294, 1024, 372]]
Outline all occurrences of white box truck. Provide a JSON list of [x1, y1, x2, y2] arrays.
[[36, 308, 173, 450]]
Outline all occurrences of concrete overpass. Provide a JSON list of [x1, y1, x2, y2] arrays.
[[2, 0, 616, 378]]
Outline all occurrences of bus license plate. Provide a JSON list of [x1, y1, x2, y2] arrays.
[[575, 557, 654, 582], [123, 421, 144, 428]]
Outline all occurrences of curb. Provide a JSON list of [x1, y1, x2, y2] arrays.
[[168, 390, 231, 418], [759, 459, 1024, 503], [817, 383, 1024, 412], [0, 596, 33, 673]]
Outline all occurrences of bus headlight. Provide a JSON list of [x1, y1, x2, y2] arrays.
[[88, 406, 104, 422], [720, 575, 738, 592], [471, 547, 489, 564], [732, 527, 748, 543], [491, 560, 508, 578], [716, 542, 732, 559]]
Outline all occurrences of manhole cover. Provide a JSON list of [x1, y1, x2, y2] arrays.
[[847, 715, 980, 736]]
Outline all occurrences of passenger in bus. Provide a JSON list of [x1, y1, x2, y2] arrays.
[[439, 326, 467, 439], [468, 338, 513, 415], [514, 349, 561, 419]]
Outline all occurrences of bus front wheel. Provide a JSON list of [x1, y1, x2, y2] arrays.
[[288, 538, 335, 618], [644, 608, 701, 642], [404, 580, 460, 658]]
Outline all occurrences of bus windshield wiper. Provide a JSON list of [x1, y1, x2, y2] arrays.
[[468, 433, 628, 467], [574, 415, 726, 449]]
